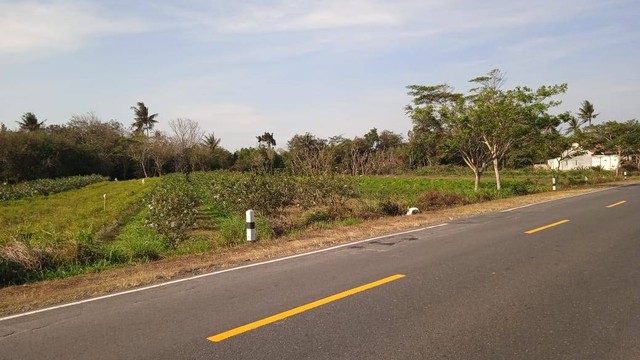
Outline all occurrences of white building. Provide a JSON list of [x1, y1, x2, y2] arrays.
[[547, 144, 619, 171]]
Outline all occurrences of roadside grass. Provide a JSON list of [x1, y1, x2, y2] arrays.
[[0, 178, 159, 285], [0, 183, 623, 317], [0, 167, 621, 287]]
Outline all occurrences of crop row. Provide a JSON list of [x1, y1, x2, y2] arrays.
[[0, 174, 108, 201]]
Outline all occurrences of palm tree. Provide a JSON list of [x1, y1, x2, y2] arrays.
[[203, 132, 221, 152], [577, 100, 598, 128], [256, 132, 276, 148], [130, 102, 158, 137], [564, 116, 582, 136], [17, 112, 45, 131]]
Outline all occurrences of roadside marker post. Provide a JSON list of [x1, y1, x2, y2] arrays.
[[103, 193, 106, 211], [246, 210, 256, 242], [552, 176, 557, 191], [624, 171, 628, 180]]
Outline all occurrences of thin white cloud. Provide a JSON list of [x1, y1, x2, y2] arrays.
[[215, 0, 404, 33], [0, 1, 147, 54]]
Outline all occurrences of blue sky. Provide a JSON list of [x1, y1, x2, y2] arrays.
[[1, 0, 639, 150]]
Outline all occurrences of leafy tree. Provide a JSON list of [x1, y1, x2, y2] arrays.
[[406, 84, 491, 190], [377, 130, 403, 150], [130, 102, 158, 136], [584, 120, 640, 175], [286, 133, 332, 175], [406, 87, 459, 167], [466, 70, 567, 190], [407, 71, 566, 190], [232, 147, 265, 172], [67, 112, 130, 178], [17, 112, 45, 131], [577, 100, 598, 128]]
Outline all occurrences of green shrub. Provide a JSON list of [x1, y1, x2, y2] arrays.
[[294, 175, 356, 209], [209, 172, 296, 215], [146, 175, 199, 249]]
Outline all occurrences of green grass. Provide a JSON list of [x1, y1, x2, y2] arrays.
[[0, 167, 620, 286], [0, 178, 159, 246]]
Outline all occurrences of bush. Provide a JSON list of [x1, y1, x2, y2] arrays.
[[209, 172, 296, 216], [377, 199, 406, 216], [294, 175, 356, 209], [416, 189, 469, 211], [198, 172, 355, 217], [146, 175, 199, 248]]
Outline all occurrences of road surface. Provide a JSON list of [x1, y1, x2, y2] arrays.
[[1, 184, 639, 359]]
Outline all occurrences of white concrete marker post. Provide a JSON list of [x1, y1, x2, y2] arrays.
[[552, 176, 557, 191], [103, 193, 107, 211], [246, 210, 256, 242], [624, 171, 628, 180]]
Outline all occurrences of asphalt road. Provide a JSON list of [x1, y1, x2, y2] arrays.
[[1, 184, 639, 359]]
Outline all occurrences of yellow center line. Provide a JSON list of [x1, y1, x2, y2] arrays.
[[525, 219, 570, 234], [207, 274, 406, 342], [606, 200, 626, 208]]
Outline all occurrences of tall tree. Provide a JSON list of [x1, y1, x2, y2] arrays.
[[169, 118, 204, 174], [467, 69, 567, 190], [130, 102, 158, 136], [577, 100, 598, 128], [257, 132, 277, 173], [203, 132, 221, 152], [256, 132, 276, 148], [407, 71, 567, 190], [406, 84, 491, 190], [17, 112, 45, 131]]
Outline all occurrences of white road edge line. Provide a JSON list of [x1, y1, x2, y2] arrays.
[[0, 223, 448, 322], [501, 187, 613, 212]]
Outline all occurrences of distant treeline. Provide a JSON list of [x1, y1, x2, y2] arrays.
[[2, 70, 640, 186]]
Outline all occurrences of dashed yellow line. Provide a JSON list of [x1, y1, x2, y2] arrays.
[[606, 200, 626, 208], [525, 219, 570, 234], [207, 274, 406, 342]]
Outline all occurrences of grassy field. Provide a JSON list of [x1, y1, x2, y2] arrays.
[[0, 178, 159, 284], [0, 167, 621, 286], [0, 178, 158, 245]]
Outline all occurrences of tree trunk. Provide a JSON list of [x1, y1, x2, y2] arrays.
[[474, 169, 481, 191], [493, 158, 502, 191]]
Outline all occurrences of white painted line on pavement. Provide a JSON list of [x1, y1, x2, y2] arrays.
[[0, 223, 448, 322], [501, 187, 613, 213]]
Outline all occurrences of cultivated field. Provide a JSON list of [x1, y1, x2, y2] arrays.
[[0, 168, 619, 287]]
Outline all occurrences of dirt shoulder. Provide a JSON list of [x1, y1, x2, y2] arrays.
[[0, 183, 631, 317]]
